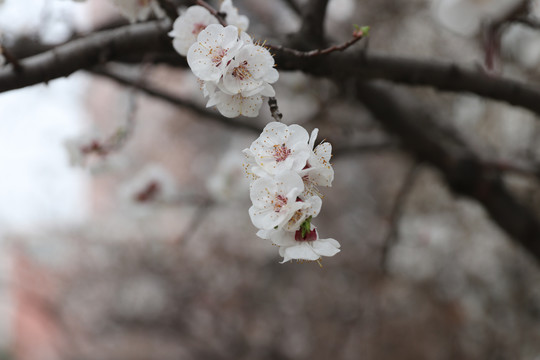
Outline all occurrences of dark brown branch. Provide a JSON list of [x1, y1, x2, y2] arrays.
[[272, 49, 540, 119], [514, 15, 540, 29], [4, 21, 540, 124], [90, 64, 262, 133], [332, 141, 399, 158], [0, 20, 172, 93], [295, 0, 330, 48], [357, 82, 540, 263], [155, 0, 179, 21], [1, 46, 23, 73], [267, 97, 282, 122], [195, 0, 227, 26]]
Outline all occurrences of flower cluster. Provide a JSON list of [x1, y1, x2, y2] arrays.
[[243, 122, 340, 264], [169, 1, 278, 118]]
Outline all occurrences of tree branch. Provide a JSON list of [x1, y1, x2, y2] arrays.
[[4, 21, 540, 123], [356, 82, 540, 263], [90, 64, 262, 133], [294, 0, 329, 49], [0, 20, 172, 93]]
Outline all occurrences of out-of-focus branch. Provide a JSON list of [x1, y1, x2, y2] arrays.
[[356, 82, 540, 264], [280, 0, 302, 16], [0, 20, 172, 93], [514, 15, 540, 29], [1, 46, 23, 73], [268, 27, 367, 57], [5, 21, 540, 124], [380, 162, 421, 272], [156, 0, 179, 20], [332, 141, 399, 158], [195, 0, 227, 26], [294, 0, 329, 48], [483, 0, 529, 70], [273, 50, 540, 119], [90, 64, 262, 133]]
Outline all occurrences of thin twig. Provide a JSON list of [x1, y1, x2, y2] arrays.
[[268, 31, 366, 58], [267, 97, 282, 122], [332, 142, 399, 158], [195, 0, 227, 26], [380, 162, 420, 272], [1, 46, 23, 73], [90, 65, 262, 133], [483, 0, 529, 71]]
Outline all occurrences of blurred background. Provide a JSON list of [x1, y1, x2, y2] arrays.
[[1, 0, 540, 359]]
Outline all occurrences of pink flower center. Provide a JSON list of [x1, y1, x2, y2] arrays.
[[273, 194, 288, 212], [134, 181, 160, 203], [211, 47, 228, 67], [295, 228, 317, 242], [273, 144, 291, 162], [192, 23, 207, 35], [232, 61, 251, 80]]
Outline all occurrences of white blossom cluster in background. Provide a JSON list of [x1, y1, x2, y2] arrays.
[[169, 1, 278, 118], [243, 122, 340, 264], [109, 0, 165, 23]]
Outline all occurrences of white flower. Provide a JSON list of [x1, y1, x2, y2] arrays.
[[119, 164, 178, 205], [257, 227, 341, 263], [187, 24, 243, 82], [169, 6, 219, 56], [207, 89, 265, 118], [219, 44, 279, 96], [220, 0, 250, 32], [206, 150, 250, 202], [281, 195, 322, 231], [64, 132, 106, 167], [300, 128, 334, 196], [248, 170, 306, 230], [243, 122, 311, 177], [433, 0, 521, 36]]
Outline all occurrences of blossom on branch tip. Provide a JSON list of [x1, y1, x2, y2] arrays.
[[248, 170, 306, 230], [207, 90, 265, 118], [257, 227, 341, 263], [220, 44, 279, 96], [187, 24, 243, 82], [220, 0, 250, 32], [169, 6, 218, 56], [243, 122, 311, 177], [244, 122, 338, 264], [300, 128, 334, 196]]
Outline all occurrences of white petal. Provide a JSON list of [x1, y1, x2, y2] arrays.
[[312, 238, 341, 257], [281, 243, 320, 262]]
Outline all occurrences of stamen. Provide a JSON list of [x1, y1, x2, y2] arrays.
[[273, 143, 291, 162], [273, 194, 288, 212]]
